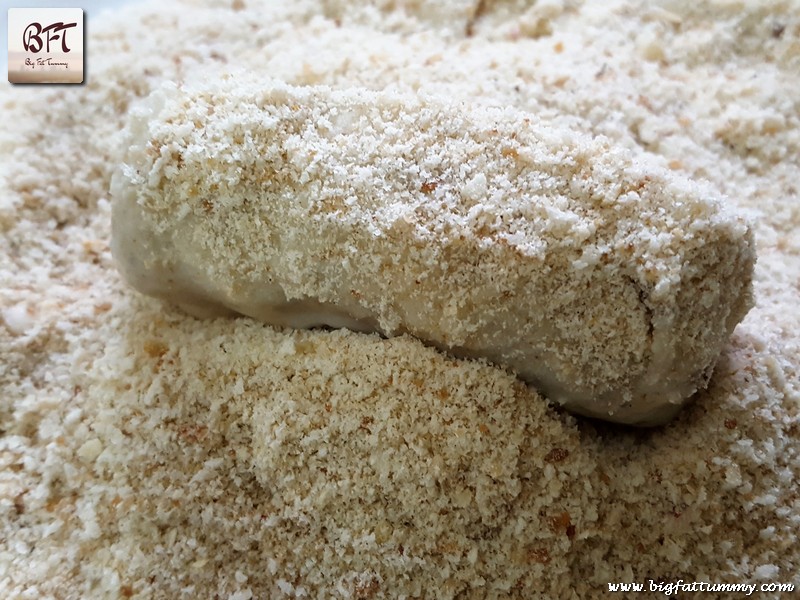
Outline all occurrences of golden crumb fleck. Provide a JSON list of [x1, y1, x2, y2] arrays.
[[143, 340, 168, 358], [544, 448, 570, 463], [528, 547, 551, 565], [420, 180, 438, 193]]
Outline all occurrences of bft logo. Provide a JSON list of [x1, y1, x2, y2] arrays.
[[8, 8, 84, 84], [23, 21, 78, 54]]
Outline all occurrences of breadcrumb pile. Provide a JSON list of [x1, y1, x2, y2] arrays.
[[1, 0, 798, 598]]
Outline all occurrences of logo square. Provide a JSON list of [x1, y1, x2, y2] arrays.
[[8, 8, 84, 84]]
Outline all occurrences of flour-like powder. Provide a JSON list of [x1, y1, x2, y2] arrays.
[[1, 1, 798, 598]]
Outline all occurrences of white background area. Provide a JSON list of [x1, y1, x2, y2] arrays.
[[3, 1, 135, 85]]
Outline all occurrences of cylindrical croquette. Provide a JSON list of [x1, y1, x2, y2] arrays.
[[111, 78, 755, 425]]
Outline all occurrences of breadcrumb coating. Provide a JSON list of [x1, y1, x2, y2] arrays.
[[112, 78, 754, 424]]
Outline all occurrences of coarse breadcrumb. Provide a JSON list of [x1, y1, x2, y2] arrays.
[[1, 0, 799, 598]]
